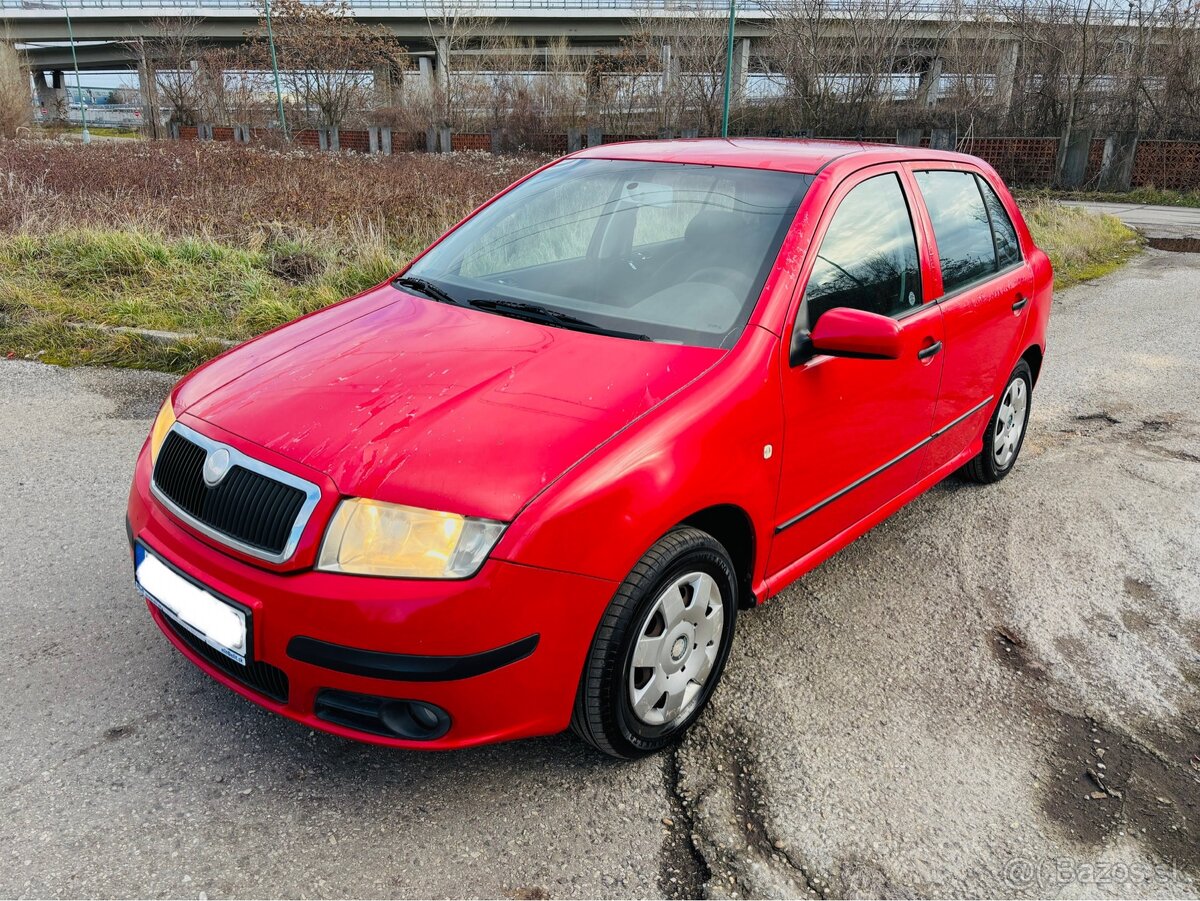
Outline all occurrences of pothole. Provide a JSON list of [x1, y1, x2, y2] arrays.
[[1147, 237, 1200, 253]]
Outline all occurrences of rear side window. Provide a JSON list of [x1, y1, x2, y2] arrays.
[[804, 173, 922, 328], [915, 170, 997, 294], [976, 175, 1022, 268]]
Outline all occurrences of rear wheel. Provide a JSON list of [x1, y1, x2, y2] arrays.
[[571, 526, 738, 759], [964, 360, 1033, 483]]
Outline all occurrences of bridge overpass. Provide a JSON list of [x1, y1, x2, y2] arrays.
[[6, 0, 1135, 67], [10, 0, 1141, 130]]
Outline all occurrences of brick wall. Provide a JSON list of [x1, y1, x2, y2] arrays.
[[335, 129, 367, 152], [1130, 140, 1200, 190], [451, 132, 491, 152], [961, 137, 1059, 186]]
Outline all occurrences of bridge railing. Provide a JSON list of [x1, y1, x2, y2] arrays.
[[2, 0, 1157, 28], [0, 0, 1133, 14]]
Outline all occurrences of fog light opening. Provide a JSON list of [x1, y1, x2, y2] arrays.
[[314, 689, 451, 741], [380, 699, 450, 740]]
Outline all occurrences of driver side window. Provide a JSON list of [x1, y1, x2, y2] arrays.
[[804, 173, 922, 329]]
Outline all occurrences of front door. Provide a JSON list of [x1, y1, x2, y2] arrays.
[[769, 168, 944, 580]]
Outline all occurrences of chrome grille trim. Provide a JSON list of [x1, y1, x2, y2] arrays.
[[150, 421, 322, 564]]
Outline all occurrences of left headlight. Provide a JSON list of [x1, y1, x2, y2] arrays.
[[149, 395, 176, 465], [317, 499, 506, 579]]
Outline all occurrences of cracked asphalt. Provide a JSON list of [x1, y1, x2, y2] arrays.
[[1, 249, 1197, 899]]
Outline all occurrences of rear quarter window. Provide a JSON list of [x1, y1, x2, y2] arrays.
[[915, 170, 998, 294], [975, 175, 1022, 269]]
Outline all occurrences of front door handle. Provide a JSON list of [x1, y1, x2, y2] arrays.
[[917, 341, 943, 361], [1012, 294, 1030, 312]]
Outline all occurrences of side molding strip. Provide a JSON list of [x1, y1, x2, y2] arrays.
[[774, 395, 994, 533]]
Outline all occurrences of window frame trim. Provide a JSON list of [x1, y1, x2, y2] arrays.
[[906, 161, 1029, 303], [785, 162, 936, 368]]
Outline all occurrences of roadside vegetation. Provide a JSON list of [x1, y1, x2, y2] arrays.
[[1022, 199, 1143, 288], [1027, 185, 1200, 209], [1, 142, 1142, 374]]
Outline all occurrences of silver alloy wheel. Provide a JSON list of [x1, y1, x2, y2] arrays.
[[993, 376, 1028, 468], [628, 571, 726, 727]]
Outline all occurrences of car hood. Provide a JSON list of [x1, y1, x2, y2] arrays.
[[184, 285, 723, 520]]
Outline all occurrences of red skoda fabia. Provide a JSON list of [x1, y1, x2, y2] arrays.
[[128, 140, 1052, 757]]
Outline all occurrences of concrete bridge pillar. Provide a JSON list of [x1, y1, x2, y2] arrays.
[[191, 59, 223, 125], [34, 71, 67, 123], [373, 63, 401, 107], [659, 43, 677, 94], [994, 40, 1019, 115], [916, 56, 943, 108], [434, 37, 450, 95], [417, 55, 434, 93], [137, 49, 162, 139], [731, 37, 750, 102]]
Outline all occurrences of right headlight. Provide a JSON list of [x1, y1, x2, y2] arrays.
[[149, 395, 176, 465], [317, 498, 506, 579]]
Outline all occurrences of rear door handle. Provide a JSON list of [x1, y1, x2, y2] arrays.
[[1012, 295, 1029, 312], [917, 341, 943, 361]]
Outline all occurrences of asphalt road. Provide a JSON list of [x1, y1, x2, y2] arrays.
[[1, 248, 1197, 899], [1061, 201, 1200, 240]]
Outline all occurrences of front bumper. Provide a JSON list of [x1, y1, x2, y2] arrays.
[[127, 443, 618, 750]]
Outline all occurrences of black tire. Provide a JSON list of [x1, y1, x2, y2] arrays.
[[570, 526, 738, 759], [963, 359, 1033, 484]]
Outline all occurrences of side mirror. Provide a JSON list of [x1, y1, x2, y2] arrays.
[[791, 307, 903, 365]]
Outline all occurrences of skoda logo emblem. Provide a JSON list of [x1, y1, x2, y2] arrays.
[[202, 447, 232, 487]]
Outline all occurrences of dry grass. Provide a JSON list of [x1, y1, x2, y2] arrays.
[[1023, 200, 1144, 288], [0, 140, 536, 245]]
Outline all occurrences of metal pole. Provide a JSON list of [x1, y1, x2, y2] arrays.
[[264, 0, 289, 140], [62, 1, 89, 144], [721, 0, 737, 138]]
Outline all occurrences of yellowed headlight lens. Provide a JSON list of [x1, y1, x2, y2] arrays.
[[317, 499, 505, 579], [149, 396, 176, 465]]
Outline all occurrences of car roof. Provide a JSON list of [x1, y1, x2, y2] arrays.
[[571, 137, 972, 175]]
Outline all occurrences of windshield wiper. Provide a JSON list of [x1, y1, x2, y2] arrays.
[[467, 299, 651, 341], [392, 276, 463, 306]]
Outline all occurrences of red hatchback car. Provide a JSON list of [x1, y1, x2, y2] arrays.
[[128, 139, 1052, 758]]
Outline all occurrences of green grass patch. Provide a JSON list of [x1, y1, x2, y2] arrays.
[[0, 227, 410, 373], [1023, 201, 1144, 289]]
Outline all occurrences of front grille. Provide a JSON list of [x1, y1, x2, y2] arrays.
[[153, 429, 308, 558], [160, 612, 290, 704]]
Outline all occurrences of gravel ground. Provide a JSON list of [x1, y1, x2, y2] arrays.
[[0, 249, 1196, 899]]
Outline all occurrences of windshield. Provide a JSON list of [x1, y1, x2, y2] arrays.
[[404, 159, 813, 348]]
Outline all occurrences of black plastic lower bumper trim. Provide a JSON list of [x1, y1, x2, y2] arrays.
[[287, 633, 539, 682]]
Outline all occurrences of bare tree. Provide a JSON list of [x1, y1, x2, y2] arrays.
[[148, 16, 206, 125], [761, 0, 921, 135], [423, 0, 494, 130], [627, 3, 734, 135], [258, 0, 407, 130]]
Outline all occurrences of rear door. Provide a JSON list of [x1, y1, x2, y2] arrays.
[[769, 167, 944, 579], [907, 166, 1035, 473]]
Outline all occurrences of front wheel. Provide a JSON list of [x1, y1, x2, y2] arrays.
[[571, 527, 738, 759], [964, 359, 1033, 484]]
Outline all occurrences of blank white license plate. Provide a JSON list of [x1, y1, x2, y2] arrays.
[[135, 545, 248, 665]]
